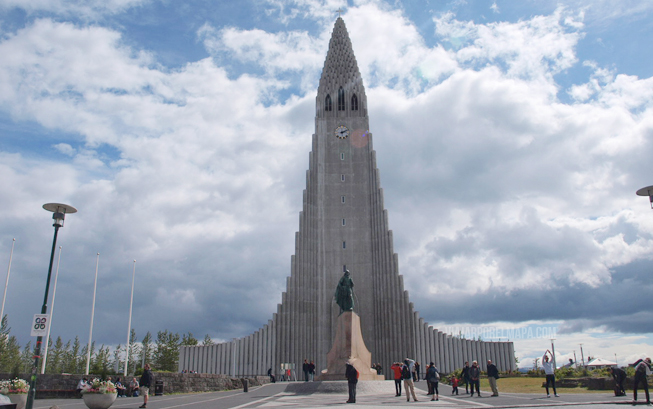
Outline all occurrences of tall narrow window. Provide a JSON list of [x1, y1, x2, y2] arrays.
[[341, 196, 345, 203], [342, 218, 346, 226], [325, 94, 332, 111], [338, 87, 345, 111], [351, 94, 358, 111], [340, 153, 345, 160], [341, 174, 345, 182], [343, 265, 347, 272], [343, 241, 346, 249]]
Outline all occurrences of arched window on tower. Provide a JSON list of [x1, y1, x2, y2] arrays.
[[351, 94, 358, 111], [325, 94, 332, 111], [338, 87, 345, 111]]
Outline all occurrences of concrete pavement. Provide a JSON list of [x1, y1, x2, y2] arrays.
[[30, 380, 644, 409]]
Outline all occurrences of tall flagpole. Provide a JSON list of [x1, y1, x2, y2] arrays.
[[0, 238, 16, 323], [41, 246, 62, 374], [86, 253, 100, 375], [124, 260, 136, 376]]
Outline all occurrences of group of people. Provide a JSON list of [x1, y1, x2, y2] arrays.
[[609, 357, 652, 404], [459, 359, 500, 397], [75, 363, 153, 408], [388, 358, 439, 402], [302, 359, 317, 381]]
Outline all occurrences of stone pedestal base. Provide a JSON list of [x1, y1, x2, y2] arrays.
[[318, 311, 384, 381]]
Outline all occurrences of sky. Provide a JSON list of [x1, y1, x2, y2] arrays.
[[1, 0, 653, 371]]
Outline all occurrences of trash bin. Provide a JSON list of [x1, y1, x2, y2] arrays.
[[242, 378, 248, 393], [155, 380, 164, 396]]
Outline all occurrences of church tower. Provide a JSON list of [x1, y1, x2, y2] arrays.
[[178, 17, 516, 379], [275, 16, 415, 372]]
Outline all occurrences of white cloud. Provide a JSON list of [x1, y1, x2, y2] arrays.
[[1, 2, 653, 364]]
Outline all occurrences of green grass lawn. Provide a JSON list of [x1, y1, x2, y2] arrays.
[[476, 377, 610, 394]]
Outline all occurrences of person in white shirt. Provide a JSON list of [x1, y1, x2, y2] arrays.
[[542, 350, 558, 397]]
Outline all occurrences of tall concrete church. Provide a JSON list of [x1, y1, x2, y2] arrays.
[[179, 17, 516, 378]]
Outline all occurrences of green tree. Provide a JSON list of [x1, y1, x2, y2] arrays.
[[0, 315, 20, 372], [112, 344, 123, 374], [139, 331, 153, 369], [45, 336, 65, 374], [125, 329, 140, 375], [203, 334, 214, 346], [154, 330, 180, 372], [20, 341, 33, 372], [181, 332, 198, 346]]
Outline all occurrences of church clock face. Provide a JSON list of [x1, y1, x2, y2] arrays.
[[335, 125, 349, 139]]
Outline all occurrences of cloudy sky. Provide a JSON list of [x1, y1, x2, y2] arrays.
[[1, 0, 653, 370]]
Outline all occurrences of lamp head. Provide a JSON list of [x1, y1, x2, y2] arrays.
[[43, 203, 77, 228]]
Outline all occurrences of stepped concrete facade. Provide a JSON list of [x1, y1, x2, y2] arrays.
[[179, 17, 516, 379]]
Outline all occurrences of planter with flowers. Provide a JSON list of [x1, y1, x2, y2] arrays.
[[81, 378, 118, 409], [0, 378, 30, 409]]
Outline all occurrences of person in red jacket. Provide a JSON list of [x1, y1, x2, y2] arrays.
[[391, 362, 403, 396]]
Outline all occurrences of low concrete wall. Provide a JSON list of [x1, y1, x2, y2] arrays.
[[0, 373, 269, 398]]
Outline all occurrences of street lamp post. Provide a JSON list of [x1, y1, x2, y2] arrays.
[[636, 185, 653, 208], [26, 203, 77, 409], [41, 246, 62, 374]]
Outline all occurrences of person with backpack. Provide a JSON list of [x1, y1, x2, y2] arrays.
[[402, 359, 418, 402], [345, 361, 359, 403], [425, 362, 440, 401]]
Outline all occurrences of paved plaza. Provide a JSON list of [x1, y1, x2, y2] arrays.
[[29, 381, 645, 409]]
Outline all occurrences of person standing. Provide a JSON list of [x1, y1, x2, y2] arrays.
[[345, 362, 359, 404], [391, 362, 403, 396], [414, 361, 420, 381], [469, 361, 481, 397], [309, 360, 316, 381], [425, 362, 440, 401], [402, 359, 418, 402], [633, 357, 652, 404], [303, 359, 309, 382], [542, 350, 558, 397], [461, 361, 471, 394], [139, 363, 153, 408], [487, 360, 499, 397]]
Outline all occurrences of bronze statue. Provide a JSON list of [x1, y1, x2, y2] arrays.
[[335, 270, 354, 314]]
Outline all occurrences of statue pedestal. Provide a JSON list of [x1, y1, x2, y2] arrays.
[[318, 311, 384, 381]]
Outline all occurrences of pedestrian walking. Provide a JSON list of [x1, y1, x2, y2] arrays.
[[425, 362, 440, 401], [451, 375, 459, 395], [469, 361, 481, 397], [461, 361, 471, 394]]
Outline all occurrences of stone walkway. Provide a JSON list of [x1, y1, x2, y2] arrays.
[[30, 380, 642, 409]]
